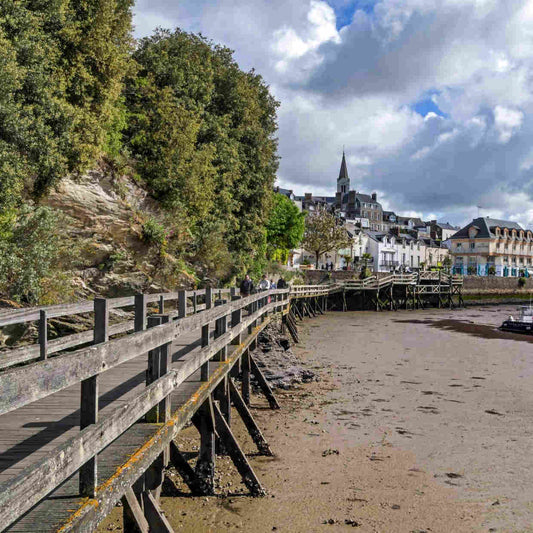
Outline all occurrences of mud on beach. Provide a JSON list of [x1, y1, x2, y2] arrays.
[[100, 305, 533, 533]]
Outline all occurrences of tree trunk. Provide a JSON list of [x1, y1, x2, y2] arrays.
[[315, 252, 320, 269]]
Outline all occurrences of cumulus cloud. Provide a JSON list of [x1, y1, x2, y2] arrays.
[[133, 0, 533, 228]]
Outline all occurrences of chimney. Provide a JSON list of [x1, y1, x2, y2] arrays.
[[430, 219, 437, 225], [304, 193, 312, 200], [371, 192, 377, 201]]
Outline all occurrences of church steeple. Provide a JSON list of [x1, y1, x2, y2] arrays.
[[337, 150, 350, 194]]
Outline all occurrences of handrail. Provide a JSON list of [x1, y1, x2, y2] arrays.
[[0, 288, 229, 327], [0, 291, 291, 530]]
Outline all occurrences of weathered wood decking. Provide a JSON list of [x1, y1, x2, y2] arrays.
[[0, 285, 331, 533]]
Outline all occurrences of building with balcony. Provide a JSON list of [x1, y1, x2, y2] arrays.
[[450, 217, 533, 276], [366, 231, 426, 272]]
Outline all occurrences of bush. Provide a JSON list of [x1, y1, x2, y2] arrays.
[[141, 218, 167, 248], [488, 266, 496, 276], [467, 266, 476, 275], [0, 206, 76, 304], [518, 276, 527, 288]]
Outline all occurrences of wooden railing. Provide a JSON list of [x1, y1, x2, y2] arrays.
[[0, 287, 293, 530], [0, 288, 237, 370]]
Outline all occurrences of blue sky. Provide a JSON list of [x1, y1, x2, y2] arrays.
[[327, 0, 376, 29], [133, 0, 533, 227]]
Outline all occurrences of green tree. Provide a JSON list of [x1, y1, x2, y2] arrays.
[[266, 194, 305, 260], [302, 208, 351, 269], [0, 1, 133, 205], [125, 29, 279, 276]]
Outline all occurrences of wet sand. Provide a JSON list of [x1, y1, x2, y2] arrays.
[[100, 305, 533, 533]]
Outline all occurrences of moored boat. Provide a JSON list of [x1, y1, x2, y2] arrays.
[[500, 306, 533, 333]]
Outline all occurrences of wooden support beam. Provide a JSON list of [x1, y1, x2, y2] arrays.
[[213, 402, 265, 497], [191, 398, 216, 495], [229, 379, 272, 456], [250, 354, 280, 410], [142, 491, 175, 533], [169, 441, 205, 495], [122, 489, 149, 533]]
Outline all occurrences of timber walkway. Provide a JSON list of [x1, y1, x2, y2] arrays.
[[336, 272, 464, 311], [0, 285, 331, 532]]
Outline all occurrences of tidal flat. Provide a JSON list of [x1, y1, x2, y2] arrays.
[[101, 305, 533, 532]]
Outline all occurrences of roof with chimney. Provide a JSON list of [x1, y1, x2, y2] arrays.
[[451, 217, 523, 239], [341, 192, 381, 206]]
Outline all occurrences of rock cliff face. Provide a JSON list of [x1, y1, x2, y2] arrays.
[[42, 169, 176, 298]]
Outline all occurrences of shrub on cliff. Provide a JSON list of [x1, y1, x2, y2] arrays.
[[0, 1, 134, 209], [0, 206, 77, 304]]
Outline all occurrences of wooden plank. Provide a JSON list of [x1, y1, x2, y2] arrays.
[[0, 319, 135, 371], [0, 371, 180, 530]]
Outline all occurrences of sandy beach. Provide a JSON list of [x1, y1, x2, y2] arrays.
[[100, 305, 533, 533]]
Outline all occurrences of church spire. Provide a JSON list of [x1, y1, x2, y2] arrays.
[[338, 150, 349, 181], [337, 150, 350, 194]]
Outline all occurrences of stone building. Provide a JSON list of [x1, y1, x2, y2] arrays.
[[450, 216, 533, 276], [334, 152, 383, 231]]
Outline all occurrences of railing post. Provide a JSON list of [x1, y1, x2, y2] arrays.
[[146, 316, 162, 423], [178, 290, 187, 319], [38, 310, 47, 361], [231, 295, 242, 346], [201, 322, 210, 381], [213, 300, 230, 424], [193, 291, 198, 314], [135, 293, 147, 332], [205, 287, 213, 310], [159, 294, 164, 314], [79, 297, 108, 497]]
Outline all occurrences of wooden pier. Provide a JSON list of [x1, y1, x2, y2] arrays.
[[339, 272, 464, 311], [0, 285, 331, 533]]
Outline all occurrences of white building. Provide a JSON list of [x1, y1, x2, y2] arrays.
[[365, 231, 426, 272]]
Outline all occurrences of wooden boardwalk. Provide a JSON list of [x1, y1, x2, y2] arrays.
[[0, 285, 330, 532]]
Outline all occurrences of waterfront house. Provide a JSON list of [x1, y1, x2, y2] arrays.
[[450, 217, 533, 276]]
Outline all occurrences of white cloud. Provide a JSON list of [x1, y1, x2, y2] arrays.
[[133, 0, 533, 227], [493, 105, 524, 144]]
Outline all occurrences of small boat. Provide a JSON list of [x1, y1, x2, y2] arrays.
[[500, 306, 533, 333]]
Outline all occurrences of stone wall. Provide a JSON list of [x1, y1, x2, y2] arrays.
[[463, 276, 533, 293]]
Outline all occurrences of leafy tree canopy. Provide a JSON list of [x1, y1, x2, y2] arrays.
[[302, 208, 352, 268], [266, 193, 305, 257]]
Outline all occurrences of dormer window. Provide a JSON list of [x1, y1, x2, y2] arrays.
[[468, 226, 478, 239]]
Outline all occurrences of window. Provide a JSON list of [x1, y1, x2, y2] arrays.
[[456, 243, 462, 249], [470, 242, 475, 249]]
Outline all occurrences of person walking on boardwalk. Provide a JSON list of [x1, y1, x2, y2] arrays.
[[240, 274, 254, 296], [277, 277, 287, 289], [258, 274, 270, 291]]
